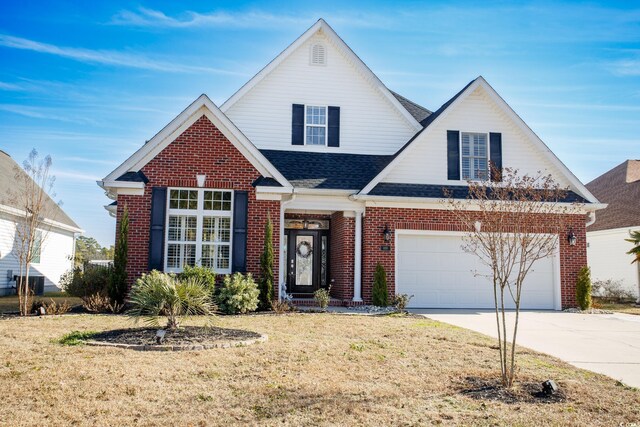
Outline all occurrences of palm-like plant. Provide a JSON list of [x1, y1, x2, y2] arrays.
[[127, 270, 215, 329], [626, 231, 640, 264]]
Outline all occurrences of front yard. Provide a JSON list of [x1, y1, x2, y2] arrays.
[[1, 313, 638, 426], [594, 298, 640, 316]]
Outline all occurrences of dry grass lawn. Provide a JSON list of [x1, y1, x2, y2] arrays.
[[0, 293, 82, 314], [1, 313, 638, 426], [594, 298, 640, 316]]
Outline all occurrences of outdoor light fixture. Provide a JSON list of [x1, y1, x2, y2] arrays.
[[383, 224, 392, 242], [196, 174, 206, 188], [567, 227, 577, 246]]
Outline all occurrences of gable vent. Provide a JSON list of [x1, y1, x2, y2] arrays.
[[310, 43, 326, 66]]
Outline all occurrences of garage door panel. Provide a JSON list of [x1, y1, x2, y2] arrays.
[[396, 233, 557, 310]]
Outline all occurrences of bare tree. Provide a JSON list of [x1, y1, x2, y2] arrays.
[[5, 150, 59, 315], [444, 167, 582, 388]]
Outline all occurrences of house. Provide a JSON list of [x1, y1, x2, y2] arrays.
[[99, 19, 602, 309], [586, 160, 640, 300], [0, 150, 82, 296]]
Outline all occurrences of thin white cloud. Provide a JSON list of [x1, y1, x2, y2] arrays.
[[110, 7, 389, 29], [515, 102, 640, 112], [53, 170, 101, 181], [0, 104, 98, 124], [0, 34, 244, 75], [58, 156, 119, 167], [0, 81, 23, 91], [609, 58, 640, 76]]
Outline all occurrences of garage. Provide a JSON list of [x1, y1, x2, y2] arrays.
[[396, 232, 559, 310]]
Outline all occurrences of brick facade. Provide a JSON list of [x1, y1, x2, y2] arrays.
[[329, 211, 355, 300], [362, 207, 587, 308], [116, 115, 280, 293]]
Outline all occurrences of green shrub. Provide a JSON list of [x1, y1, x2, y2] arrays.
[[108, 205, 129, 304], [314, 287, 331, 311], [576, 266, 592, 310], [127, 270, 215, 329], [258, 217, 275, 310], [217, 273, 259, 314], [60, 265, 111, 298], [178, 265, 216, 295], [372, 262, 388, 307]]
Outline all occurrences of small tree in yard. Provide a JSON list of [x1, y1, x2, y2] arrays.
[[576, 266, 592, 310], [625, 230, 640, 304], [372, 262, 388, 307], [108, 205, 129, 304], [4, 150, 59, 316], [258, 216, 274, 310], [445, 167, 582, 388]]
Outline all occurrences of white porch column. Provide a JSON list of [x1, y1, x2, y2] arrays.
[[278, 201, 285, 300], [353, 209, 363, 302]]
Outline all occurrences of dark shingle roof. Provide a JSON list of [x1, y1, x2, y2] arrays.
[[0, 150, 80, 229], [260, 149, 393, 190], [116, 171, 149, 183], [390, 90, 432, 123], [252, 176, 283, 187], [586, 160, 640, 231], [369, 183, 587, 203]]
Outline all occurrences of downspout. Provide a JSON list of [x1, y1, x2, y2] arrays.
[[279, 190, 296, 301]]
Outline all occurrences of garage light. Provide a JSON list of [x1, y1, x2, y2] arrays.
[[383, 224, 392, 242], [567, 228, 577, 246]]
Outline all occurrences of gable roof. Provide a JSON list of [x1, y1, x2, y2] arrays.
[[586, 160, 640, 231], [220, 19, 422, 132], [359, 76, 601, 206], [0, 150, 81, 232], [389, 91, 432, 123], [101, 94, 291, 191], [260, 149, 392, 190]]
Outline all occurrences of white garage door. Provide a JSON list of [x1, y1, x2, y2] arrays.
[[396, 232, 558, 310]]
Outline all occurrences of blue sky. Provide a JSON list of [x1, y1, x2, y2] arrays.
[[1, 1, 639, 246]]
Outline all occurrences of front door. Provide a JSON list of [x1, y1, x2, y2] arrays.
[[286, 229, 329, 294]]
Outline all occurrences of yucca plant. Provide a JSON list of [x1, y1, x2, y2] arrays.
[[626, 231, 640, 264], [127, 270, 215, 329]]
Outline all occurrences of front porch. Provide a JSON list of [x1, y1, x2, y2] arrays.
[[278, 208, 364, 306]]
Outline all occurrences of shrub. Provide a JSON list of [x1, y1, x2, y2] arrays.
[[60, 265, 111, 298], [217, 273, 259, 314], [31, 298, 72, 315], [108, 205, 129, 304], [258, 217, 275, 310], [271, 299, 297, 314], [593, 279, 636, 302], [372, 263, 388, 307], [178, 265, 216, 295], [82, 293, 125, 314], [393, 294, 413, 312], [576, 266, 592, 310], [314, 287, 331, 311], [127, 270, 216, 329]]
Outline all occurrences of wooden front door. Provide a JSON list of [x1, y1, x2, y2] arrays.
[[286, 229, 329, 294]]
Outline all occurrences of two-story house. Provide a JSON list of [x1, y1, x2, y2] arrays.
[[99, 19, 601, 309]]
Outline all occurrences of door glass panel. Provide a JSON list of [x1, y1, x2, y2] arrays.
[[295, 235, 313, 287], [321, 235, 327, 287]]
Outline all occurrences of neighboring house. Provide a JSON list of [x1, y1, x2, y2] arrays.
[[0, 150, 82, 296], [99, 20, 602, 309], [586, 160, 640, 300]]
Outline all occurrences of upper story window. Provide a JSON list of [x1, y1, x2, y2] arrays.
[[461, 132, 488, 180], [310, 43, 326, 65], [305, 106, 327, 146], [32, 230, 42, 264], [165, 188, 232, 274]]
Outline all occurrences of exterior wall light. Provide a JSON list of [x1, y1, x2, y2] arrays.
[[567, 227, 577, 246], [383, 224, 392, 242]]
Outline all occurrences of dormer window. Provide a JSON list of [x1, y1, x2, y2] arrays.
[[305, 106, 327, 145], [310, 43, 326, 65]]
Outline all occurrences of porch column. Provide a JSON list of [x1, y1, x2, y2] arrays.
[[353, 209, 363, 302]]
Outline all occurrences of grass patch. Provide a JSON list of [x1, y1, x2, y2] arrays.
[[58, 330, 98, 346], [594, 298, 640, 316], [1, 314, 638, 425], [0, 293, 82, 314]]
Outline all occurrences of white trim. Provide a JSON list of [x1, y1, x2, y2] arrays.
[[0, 204, 83, 233], [101, 180, 144, 189], [219, 19, 422, 132], [394, 229, 561, 310], [360, 77, 600, 205], [101, 95, 291, 189], [163, 187, 233, 274], [587, 225, 640, 237]]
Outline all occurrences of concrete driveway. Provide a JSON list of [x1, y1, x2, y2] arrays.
[[411, 309, 640, 388]]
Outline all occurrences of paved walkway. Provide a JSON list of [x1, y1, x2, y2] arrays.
[[411, 309, 640, 388]]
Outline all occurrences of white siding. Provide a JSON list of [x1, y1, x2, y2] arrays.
[[383, 86, 572, 188], [224, 32, 417, 155], [587, 227, 640, 298], [0, 212, 75, 295]]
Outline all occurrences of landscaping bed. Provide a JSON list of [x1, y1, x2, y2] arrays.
[[1, 313, 638, 426]]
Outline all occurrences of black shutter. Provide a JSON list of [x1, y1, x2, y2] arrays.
[[489, 132, 503, 181], [148, 187, 167, 271], [328, 106, 340, 147], [447, 130, 460, 180], [291, 104, 304, 145], [232, 191, 248, 273]]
